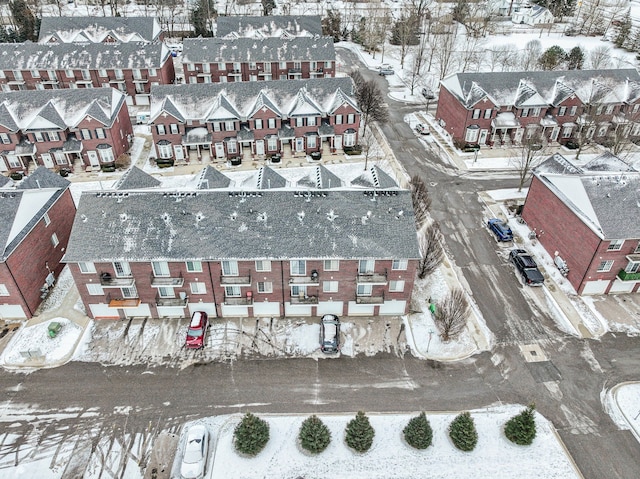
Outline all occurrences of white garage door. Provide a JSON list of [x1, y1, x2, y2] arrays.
[[348, 302, 375, 316], [221, 304, 249, 317], [378, 300, 407, 315], [582, 280, 609, 295], [156, 306, 186, 317], [253, 302, 280, 316], [316, 301, 344, 316], [89, 303, 119, 319], [189, 303, 217, 317], [135, 95, 150, 105], [0, 304, 27, 319], [608, 279, 637, 293], [122, 303, 152, 318], [284, 303, 312, 316]]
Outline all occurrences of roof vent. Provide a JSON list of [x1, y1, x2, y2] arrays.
[[327, 209, 337, 222], [120, 213, 128, 221], [230, 211, 237, 221], [395, 210, 404, 219], [298, 211, 305, 222], [257, 212, 267, 222]]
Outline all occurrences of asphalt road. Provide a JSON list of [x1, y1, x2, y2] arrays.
[[0, 49, 639, 479]]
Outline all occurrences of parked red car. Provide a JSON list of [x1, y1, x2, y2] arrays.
[[185, 311, 208, 349]]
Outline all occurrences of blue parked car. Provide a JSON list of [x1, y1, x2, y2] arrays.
[[488, 218, 513, 242]]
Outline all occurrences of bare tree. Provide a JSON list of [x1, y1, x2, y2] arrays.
[[431, 26, 457, 80], [434, 288, 469, 342], [458, 35, 485, 73], [588, 45, 612, 69], [410, 174, 432, 229], [417, 222, 444, 279], [487, 44, 519, 72], [520, 39, 542, 71], [510, 131, 548, 191]]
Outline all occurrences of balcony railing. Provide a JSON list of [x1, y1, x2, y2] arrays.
[[617, 269, 640, 281], [150, 272, 184, 287], [220, 274, 251, 285], [289, 273, 319, 286], [106, 293, 140, 308], [155, 293, 188, 306], [355, 292, 385, 304], [290, 295, 319, 304], [224, 296, 253, 305], [100, 272, 135, 287], [356, 270, 388, 285]]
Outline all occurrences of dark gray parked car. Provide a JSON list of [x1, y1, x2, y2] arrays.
[[320, 314, 340, 353]]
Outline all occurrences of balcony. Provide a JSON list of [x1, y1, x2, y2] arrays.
[[220, 274, 251, 285], [289, 271, 320, 286], [150, 273, 184, 287], [155, 293, 188, 306], [224, 296, 253, 305], [100, 272, 135, 288], [290, 295, 319, 304], [356, 271, 388, 285], [106, 293, 140, 308], [355, 292, 385, 304], [617, 269, 640, 281]]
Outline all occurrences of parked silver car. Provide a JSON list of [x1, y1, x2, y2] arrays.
[[180, 424, 209, 479], [320, 314, 340, 353]]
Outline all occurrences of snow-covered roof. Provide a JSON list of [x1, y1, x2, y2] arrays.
[[115, 166, 161, 190], [296, 165, 343, 189], [197, 166, 232, 189], [216, 15, 323, 38], [440, 69, 640, 108], [0, 42, 170, 70], [0, 88, 127, 132], [533, 154, 640, 239], [181, 36, 335, 64], [150, 78, 357, 123], [63, 189, 419, 262], [38, 16, 161, 44]]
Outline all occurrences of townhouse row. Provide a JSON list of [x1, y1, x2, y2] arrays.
[[436, 69, 640, 148]]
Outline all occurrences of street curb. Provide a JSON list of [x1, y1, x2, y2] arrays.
[[610, 382, 640, 443]]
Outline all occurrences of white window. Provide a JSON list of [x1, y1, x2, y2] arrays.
[[51, 233, 59, 247], [0, 133, 10, 144], [158, 286, 174, 298], [606, 105, 615, 115], [186, 261, 202, 272], [65, 69, 74, 78], [325, 61, 331, 68], [149, 68, 157, 76], [558, 106, 567, 116], [41, 212, 51, 227], [596, 105, 604, 115], [156, 125, 166, 135], [570, 106, 577, 116], [48, 131, 60, 141], [255, 119, 263, 129], [257, 281, 272, 293], [268, 118, 276, 129], [472, 109, 481, 119], [152, 261, 170, 277], [357, 284, 372, 296], [308, 116, 316, 126], [347, 114, 355, 124], [343, 131, 356, 147], [465, 127, 479, 142], [635, 242, 640, 254], [607, 239, 624, 251], [233, 62, 241, 71], [392, 259, 408, 270], [81, 129, 92, 140], [224, 120, 234, 131], [121, 286, 138, 298], [79, 262, 96, 273], [532, 107, 541, 117], [267, 137, 277, 151], [225, 285, 241, 297], [170, 124, 179, 134], [222, 260, 238, 276], [113, 262, 131, 277], [0, 284, 9, 296], [324, 259, 339, 271], [190, 282, 206, 294], [291, 285, 306, 297], [249, 62, 257, 70], [323, 281, 338, 293], [307, 135, 316, 148], [12, 70, 23, 80], [335, 115, 343, 124], [81, 69, 90, 80], [86, 283, 104, 295], [30, 69, 40, 78], [98, 147, 114, 163], [562, 125, 573, 138], [95, 128, 106, 139], [521, 108, 529, 117], [115, 69, 124, 79], [158, 143, 172, 159], [484, 109, 491, 119], [389, 280, 405, 292], [34, 132, 44, 142], [279, 61, 287, 69], [255, 260, 271, 272], [359, 260, 375, 274], [217, 62, 226, 70], [290, 260, 306, 276], [597, 260, 614, 272], [227, 140, 237, 154], [0, 70, 4, 79], [296, 117, 304, 127], [597, 125, 608, 137], [98, 69, 107, 77]]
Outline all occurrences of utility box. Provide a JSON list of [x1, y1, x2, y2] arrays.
[[48, 322, 62, 338]]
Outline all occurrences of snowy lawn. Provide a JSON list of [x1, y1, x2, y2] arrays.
[[176, 406, 581, 479]]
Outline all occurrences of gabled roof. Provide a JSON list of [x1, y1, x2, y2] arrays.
[[351, 166, 399, 189], [207, 94, 242, 121], [583, 152, 637, 172], [150, 78, 357, 123], [440, 69, 640, 108], [38, 16, 161, 44], [296, 165, 343, 189], [0, 88, 126, 131], [248, 91, 281, 118], [197, 166, 232, 189], [17, 166, 70, 190], [0, 175, 12, 188], [0, 42, 169, 70], [216, 15, 323, 38], [242, 166, 287, 189], [115, 166, 161, 190], [288, 88, 322, 116], [532, 153, 640, 239], [182, 36, 335, 64], [63, 189, 420, 262]]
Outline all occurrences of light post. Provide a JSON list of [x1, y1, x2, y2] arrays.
[[427, 329, 434, 353]]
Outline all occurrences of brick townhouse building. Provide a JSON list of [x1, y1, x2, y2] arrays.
[[0, 167, 76, 319], [149, 77, 360, 162], [0, 88, 133, 174], [522, 152, 640, 295], [38, 16, 164, 44], [215, 15, 323, 38], [181, 36, 335, 84], [63, 188, 419, 320], [0, 42, 175, 105], [436, 69, 640, 149]]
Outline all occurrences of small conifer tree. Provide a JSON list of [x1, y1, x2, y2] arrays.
[[449, 412, 478, 452], [504, 404, 537, 446], [233, 412, 270, 456], [345, 411, 375, 453], [403, 412, 433, 450], [299, 415, 331, 454]]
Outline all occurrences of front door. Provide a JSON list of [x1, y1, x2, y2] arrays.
[[478, 129, 488, 145], [550, 127, 560, 141], [334, 135, 342, 150], [256, 140, 265, 156], [174, 145, 184, 161], [295, 137, 304, 152], [41, 153, 54, 168], [87, 151, 100, 167], [513, 128, 524, 143], [215, 142, 225, 159]]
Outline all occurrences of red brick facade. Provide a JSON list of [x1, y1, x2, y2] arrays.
[[183, 60, 335, 84]]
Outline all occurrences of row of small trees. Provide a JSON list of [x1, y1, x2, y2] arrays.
[[233, 405, 537, 456]]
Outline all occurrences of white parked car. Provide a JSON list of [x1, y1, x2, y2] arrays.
[[415, 123, 430, 135], [180, 424, 209, 479]]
